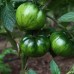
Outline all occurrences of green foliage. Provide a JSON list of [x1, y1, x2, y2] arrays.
[[12, 0, 26, 1], [0, 54, 4, 61], [37, 0, 48, 5], [58, 12, 74, 22], [48, 0, 74, 18], [20, 69, 37, 74], [50, 59, 61, 74], [0, 62, 11, 74], [2, 48, 17, 56], [48, 0, 68, 10], [27, 69, 37, 74], [0, 0, 4, 6], [0, 48, 17, 62], [67, 65, 74, 74], [0, 48, 17, 74], [1, 2, 16, 32]]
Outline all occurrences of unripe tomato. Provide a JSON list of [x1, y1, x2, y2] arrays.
[[50, 32, 74, 57], [19, 34, 50, 57], [16, 2, 46, 30]]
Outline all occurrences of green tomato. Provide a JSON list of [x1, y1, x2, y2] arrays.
[[19, 34, 50, 57], [50, 32, 74, 57], [16, 2, 46, 30]]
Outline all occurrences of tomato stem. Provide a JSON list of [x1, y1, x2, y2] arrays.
[[47, 14, 74, 39], [21, 54, 28, 71], [32, 0, 37, 4], [41, 0, 51, 10], [5, 29, 18, 50]]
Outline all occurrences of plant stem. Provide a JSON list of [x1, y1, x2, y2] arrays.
[[47, 14, 74, 39], [41, 0, 51, 10], [5, 29, 18, 50], [33, 0, 37, 4], [47, 15, 57, 23], [47, 14, 64, 28], [21, 54, 28, 70]]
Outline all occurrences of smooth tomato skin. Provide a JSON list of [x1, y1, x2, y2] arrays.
[[19, 34, 50, 57], [16, 2, 46, 30], [50, 32, 74, 57]]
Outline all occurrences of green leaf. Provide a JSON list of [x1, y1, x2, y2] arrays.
[[20, 69, 37, 74], [20, 70, 26, 74], [48, 0, 74, 18], [50, 59, 61, 74], [0, 48, 17, 63], [38, 0, 48, 5], [2, 48, 17, 56], [66, 65, 74, 74], [0, 25, 6, 33], [12, 0, 27, 2], [48, 0, 66, 10], [27, 69, 37, 74], [0, 0, 3, 6], [0, 54, 4, 61], [1, 2, 16, 32], [0, 63, 11, 74], [58, 12, 74, 22]]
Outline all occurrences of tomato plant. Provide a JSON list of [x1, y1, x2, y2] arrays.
[[1, 0, 74, 74]]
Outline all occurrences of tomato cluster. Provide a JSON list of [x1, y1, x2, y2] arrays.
[[16, 2, 50, 57], [16, 2, 74, 57]]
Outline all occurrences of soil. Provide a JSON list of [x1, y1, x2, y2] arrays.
[[0, 38, 74, 74], [6, 54, 74, 74]]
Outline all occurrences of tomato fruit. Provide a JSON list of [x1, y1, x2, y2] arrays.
[[50, 32, 74, 57], [19, 33, 50, 57], [16, 2, 46, 30]]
